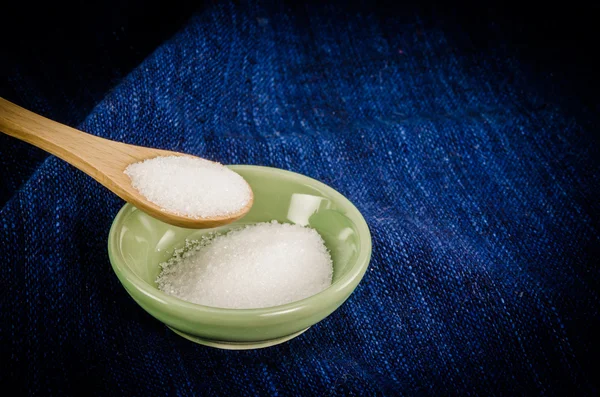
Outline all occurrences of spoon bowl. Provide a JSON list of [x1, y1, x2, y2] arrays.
[[0, 97, 253, 228]]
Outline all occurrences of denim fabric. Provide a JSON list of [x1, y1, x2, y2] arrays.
[[1, 1, 598, 395]]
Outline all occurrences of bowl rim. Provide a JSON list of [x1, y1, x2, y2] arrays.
[[108, 165, 372, 319]]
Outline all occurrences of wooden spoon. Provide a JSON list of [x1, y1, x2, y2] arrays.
[[0, 97, 253, 228]]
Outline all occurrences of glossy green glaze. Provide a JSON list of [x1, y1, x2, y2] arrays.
[[108, 165, 372, 346]]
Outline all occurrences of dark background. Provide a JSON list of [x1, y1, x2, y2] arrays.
[[2, 1, 599, 121], [0, 0, 600, 204], [1, 1, 598, 206], [1, 0, 598, 394]]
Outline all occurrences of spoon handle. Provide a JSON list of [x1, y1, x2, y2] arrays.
[[0, 97, 153, 185], [0, 96, 118, 170]]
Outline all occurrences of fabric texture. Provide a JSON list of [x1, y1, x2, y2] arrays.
[[1, 1, 598, 395]]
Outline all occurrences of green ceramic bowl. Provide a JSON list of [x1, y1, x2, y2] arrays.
[[108, 165, 372, 349]]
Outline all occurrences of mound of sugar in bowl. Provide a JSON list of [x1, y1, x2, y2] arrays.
[[156, 221, 333, 309]]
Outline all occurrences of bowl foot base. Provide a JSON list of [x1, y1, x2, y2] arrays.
[[167, 326, 310, 350]]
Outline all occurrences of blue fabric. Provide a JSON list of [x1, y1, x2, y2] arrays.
[[1, 1, 598, 394]]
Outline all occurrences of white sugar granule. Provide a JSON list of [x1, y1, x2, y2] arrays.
[[124, 156, 250, 218], [156, 221, 333, 309]]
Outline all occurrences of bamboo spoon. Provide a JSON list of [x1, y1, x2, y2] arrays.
[[0, 97, 253, 228]]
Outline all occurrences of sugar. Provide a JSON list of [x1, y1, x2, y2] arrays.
[[124, 156, 251, 218], [156, 221, 333, 309]]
